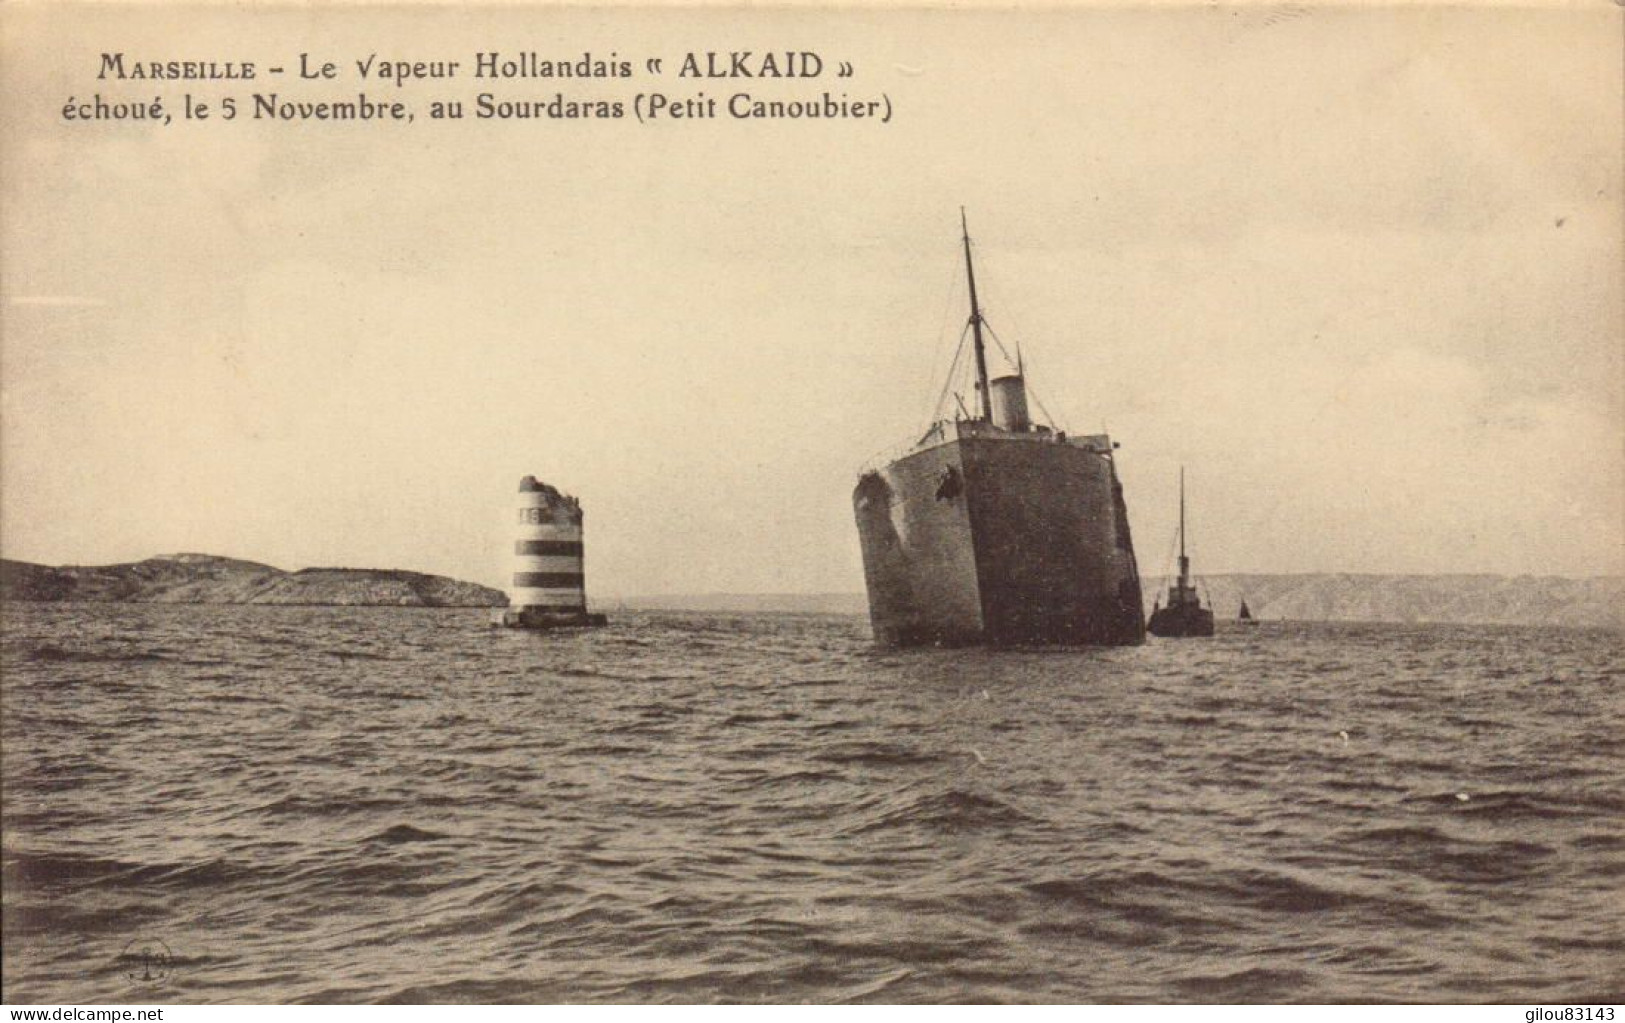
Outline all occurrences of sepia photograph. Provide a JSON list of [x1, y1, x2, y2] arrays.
[[2, 0, 1621, 1006]]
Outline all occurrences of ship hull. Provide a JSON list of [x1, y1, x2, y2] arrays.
[[853, 434, 1145, 647], [1147, 604, 1214, 638]]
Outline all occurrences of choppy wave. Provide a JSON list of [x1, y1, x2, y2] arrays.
[[2, 605, 1621, 1002]]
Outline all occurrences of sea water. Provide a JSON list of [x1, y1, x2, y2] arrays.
[[2, 605, 1620, 1003]]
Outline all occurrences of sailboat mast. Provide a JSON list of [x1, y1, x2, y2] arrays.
[[961, 208, 992, 422]]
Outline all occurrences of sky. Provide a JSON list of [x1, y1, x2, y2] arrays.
[[2, 3, 1620, 594]]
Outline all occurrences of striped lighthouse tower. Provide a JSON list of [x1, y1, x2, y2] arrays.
[[501, 476, 606, 629]]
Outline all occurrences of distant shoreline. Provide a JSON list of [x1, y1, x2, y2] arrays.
[[3, 555, 1620, 629], [619, 574, 1625, 630]]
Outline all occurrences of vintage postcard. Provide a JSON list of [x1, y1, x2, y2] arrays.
[[2, 1, 1620, 1006]]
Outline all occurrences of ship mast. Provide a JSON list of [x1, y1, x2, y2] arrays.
[[961, 208, 993, 422], [1178, 467, 1190, 593]]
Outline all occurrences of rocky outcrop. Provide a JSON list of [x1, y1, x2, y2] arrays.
[[0, 554, 505, 607]]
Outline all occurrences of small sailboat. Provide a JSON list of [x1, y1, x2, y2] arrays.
[[1238, 599, 1258, 625], [1147, 468, 1215, 638]]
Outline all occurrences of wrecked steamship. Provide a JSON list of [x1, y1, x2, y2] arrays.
[[852, 214, 1146, 647]]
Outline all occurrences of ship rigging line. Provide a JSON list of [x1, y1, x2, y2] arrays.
[[972, 234, 1076, 434], [1157, 520, 1181, 598], [932, 322, 974, 423], [983, 321, 1061, 432], [919, 243, 970, 427], [961, 208, 993, 421], [1154, 493, 1213, 608]]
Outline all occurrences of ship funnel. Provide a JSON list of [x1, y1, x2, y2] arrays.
[[989, 374, 1031, 432]]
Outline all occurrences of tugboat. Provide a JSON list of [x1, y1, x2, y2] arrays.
[[1147, 468, 1214, 638], [851, 212, 1146, 647]]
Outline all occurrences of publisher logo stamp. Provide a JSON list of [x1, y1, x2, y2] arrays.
[[118, 937, 173, 984]]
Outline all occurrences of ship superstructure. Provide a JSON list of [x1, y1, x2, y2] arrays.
[[1147, 469, 1215, 638]]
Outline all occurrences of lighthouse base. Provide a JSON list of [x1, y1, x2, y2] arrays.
[[497, 607, 609, 630]]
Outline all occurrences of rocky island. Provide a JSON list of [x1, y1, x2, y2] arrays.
[[0, 553, 505, 607]]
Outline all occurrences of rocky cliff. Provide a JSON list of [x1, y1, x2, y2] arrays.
[[1160, 573, 1623, 629], [0, 554, 505, 607]]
